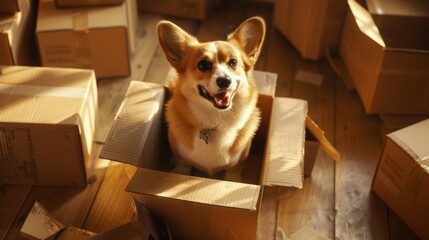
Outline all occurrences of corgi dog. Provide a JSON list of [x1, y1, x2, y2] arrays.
[[157, 17, 266, 176]]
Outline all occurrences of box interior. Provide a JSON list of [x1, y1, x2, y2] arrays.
[[136, 89, 273, 185]]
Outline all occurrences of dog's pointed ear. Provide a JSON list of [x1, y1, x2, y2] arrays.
[[228, 17, 266, 65], [157, 21, 197, 71]]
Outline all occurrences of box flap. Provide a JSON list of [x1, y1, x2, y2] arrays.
[[262, 97, 307, 188], [37, 0, 127, 32], [253, 70, 277, 96], [348, 0, 385, 47], [306, 116, 340, 161], [100, 81, 165, 167], [20, 201, 65, 240], [388, 119, 429, 172], [126, 168, 261, 210]]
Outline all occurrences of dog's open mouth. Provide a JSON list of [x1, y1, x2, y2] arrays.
[[198, 85, 233, 110]]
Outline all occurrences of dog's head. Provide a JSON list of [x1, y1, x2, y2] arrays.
[[157, 17, 265, 110]]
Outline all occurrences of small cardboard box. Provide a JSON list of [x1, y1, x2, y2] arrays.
[[36, 0, 136, 78], [273, 0, 347, 60], [100, 72, 307, 239], [340, 0, 429, 114], [372, 119, 429, 240], [137, 0, 219, 20], [0, 66, 98, 187], [0, 0, 38, 66]]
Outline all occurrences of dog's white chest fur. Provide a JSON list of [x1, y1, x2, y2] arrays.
[[176, 126, 242, 173]]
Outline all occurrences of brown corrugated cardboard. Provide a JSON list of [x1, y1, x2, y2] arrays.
[[55, 0, 124, 8], [20, 201, 150, 240], [36, 0, 135, 78], [372, 119, 429, 239], [0, 0, 38, 66], [340, 0, 429, 114], [273, 0, 347, 60], [0, 66, 98, 186], [137, 0, 219, 20], [100, 71, 308, 239]]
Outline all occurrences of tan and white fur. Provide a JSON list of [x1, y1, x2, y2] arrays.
[[157, 17, 266, 176]]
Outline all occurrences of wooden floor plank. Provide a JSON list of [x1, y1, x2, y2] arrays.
[[4, 144, 108, 239], [0, 186, 32, 240], [334, 79, 389, 239], [82, 162, 137, 233], [263, 27, 296, 97]]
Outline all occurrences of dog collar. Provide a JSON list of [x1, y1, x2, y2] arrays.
[[199, 126, 217, 144]]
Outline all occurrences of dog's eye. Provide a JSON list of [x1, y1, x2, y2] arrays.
[[197, 60, 212, 72], [228, 59, 237, 68]]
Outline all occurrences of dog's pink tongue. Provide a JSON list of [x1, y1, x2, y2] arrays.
[[214, 92, 230, 107]]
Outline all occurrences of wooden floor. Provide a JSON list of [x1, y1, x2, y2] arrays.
[[0, 2, 422, 239]]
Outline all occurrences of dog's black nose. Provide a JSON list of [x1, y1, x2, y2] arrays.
[[216, 77, 232, 90]]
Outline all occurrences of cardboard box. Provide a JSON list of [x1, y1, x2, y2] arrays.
[[100, 72, 308, 239], [0, 0, 38, 66], [0, 66, 98, 187], [372, 119, 429, 239], [340, 0, 429, 114], [36, 0, 136, 78], [137, 0, 219, 20], [55, 0, 124, 8], [273, 0, 347, 60]]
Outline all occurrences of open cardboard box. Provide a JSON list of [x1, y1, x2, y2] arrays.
[[0, 66, 97, 187], [100, 70, 308, 239], [339, 0, 429, 114], [372, 119, 429, 240]]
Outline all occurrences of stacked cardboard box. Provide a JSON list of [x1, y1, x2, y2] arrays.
[[0, 66, 98, 187], [99, 70, 308, 239], [340, 0, 429, 114], [36, 0, 138, 78], [137, 0, 219, 20], [372, 119, 429, 239], [0, 0, 38, 66], [273, 0, 347, 60]]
